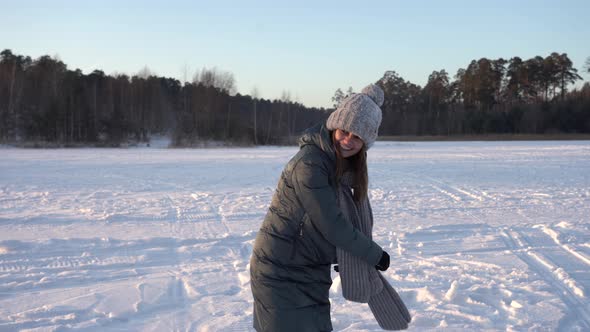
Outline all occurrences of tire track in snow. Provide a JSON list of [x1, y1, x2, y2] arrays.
[[416, 170, 589, 305], [0, 235, 240, 300], [163, 192, 232, 240], [508, 202, 590, 307], [501, 229, 590, 330], [189, 192, 231, 237], [427, 181, 485, 204], [536, 224, 590, 267], [391, 168, 590, 329], [27, 235, 253, 330], [402, 170, 487, 203], [0, 255, 140, 273], [374, 169, 487, 204], [416, 173, 489, 226], [371, 169, 491, 229]]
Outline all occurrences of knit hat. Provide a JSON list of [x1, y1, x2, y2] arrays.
[[326, 84, 384, 149]]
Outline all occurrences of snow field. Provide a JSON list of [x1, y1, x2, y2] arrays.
[[0, 141, 589, 331]]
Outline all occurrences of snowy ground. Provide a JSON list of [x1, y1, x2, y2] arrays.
[[0, 141, 589, 331]]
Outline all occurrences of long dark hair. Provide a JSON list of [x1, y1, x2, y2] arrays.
[[332, 131, 368, 202]]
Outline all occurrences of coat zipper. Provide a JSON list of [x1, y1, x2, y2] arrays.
[[290, 220, 305, 259]]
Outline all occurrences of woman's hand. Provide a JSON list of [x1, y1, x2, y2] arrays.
[[375, 251, 390, 271]]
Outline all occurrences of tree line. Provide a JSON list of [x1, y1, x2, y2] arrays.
[[369, 53, 590, 136], [0, 49, 326, 146], [1, 49, 589, 147]]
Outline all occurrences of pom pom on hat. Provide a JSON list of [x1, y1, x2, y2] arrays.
[[361, 84, 384, 107], [326, 84, 384, 149]]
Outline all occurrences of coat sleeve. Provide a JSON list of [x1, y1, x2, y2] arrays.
[[292, 157, 383, 265]]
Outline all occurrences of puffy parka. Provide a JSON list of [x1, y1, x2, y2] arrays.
[[250, 123, 383, 332]]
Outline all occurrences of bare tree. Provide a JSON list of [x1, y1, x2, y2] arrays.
[[346, 86, 354, 97], [136, 65, 152, 79], [180, 63, 191, 85], [281, 90, 293, 137], [193, 67, 237, 95], [251, 87, 259, 145], [331, 88, 345, 108]]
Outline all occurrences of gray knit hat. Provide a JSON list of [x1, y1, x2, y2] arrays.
[[326, 84, 384, 149]]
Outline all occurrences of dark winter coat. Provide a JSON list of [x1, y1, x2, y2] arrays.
[[250, 123, 384, 332]]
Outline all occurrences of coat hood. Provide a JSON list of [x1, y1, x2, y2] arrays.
[[298, 122, 336, 162]]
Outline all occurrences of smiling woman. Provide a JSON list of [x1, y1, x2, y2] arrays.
[[249, 84, 411, 331], [333, 129, 363, 158]]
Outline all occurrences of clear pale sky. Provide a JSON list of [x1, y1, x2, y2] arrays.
[[2, 0, 589, 108]]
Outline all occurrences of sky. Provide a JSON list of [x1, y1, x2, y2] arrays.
[[1, 0, 589, 108]]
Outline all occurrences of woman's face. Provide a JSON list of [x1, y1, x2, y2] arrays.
[[334, 129, 364, 158]]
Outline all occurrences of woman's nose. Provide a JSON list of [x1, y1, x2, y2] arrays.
[[342, 133, 352, 143]]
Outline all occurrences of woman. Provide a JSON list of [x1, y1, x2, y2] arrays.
[[250, 84, 409, 331]]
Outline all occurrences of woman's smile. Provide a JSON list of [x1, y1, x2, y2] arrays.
[[334, 129, 364, 158]]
